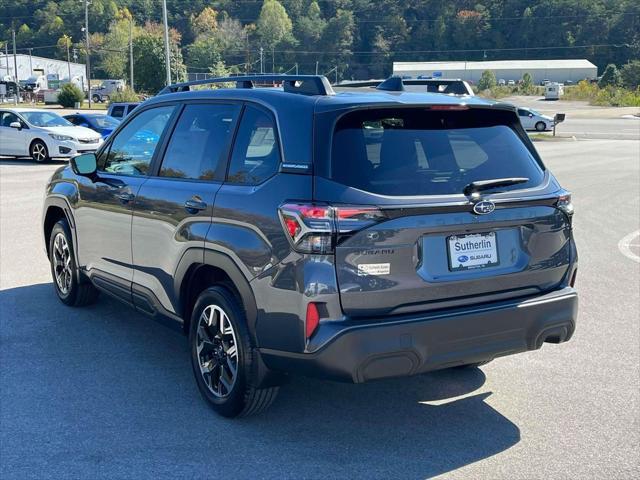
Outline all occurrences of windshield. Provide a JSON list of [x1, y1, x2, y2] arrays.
[[529, 109, 542, 116], [88, 115, 120, 128], [331, 108, 544, 196], [21, 111, 72, 127]]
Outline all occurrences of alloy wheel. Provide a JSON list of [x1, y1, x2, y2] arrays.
[[32, 143, 47, 162], [196, 304, 239, 398], [52, 233, 72, 295]]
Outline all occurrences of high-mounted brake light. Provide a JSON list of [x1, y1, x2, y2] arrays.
[[278, 203, 386, 254], [428, 105, 469, 111]]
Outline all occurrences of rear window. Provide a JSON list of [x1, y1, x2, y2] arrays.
[[331, 108, 544, 196]]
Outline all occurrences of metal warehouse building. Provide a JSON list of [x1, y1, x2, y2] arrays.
[[393, 59, 598, 84], [0, 53, 86, 84]]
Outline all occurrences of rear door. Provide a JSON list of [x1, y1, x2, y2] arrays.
[[131, 102, 240, 315], [315, 106, 573, 317]]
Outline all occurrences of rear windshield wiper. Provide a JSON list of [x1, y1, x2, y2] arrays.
[[463, 177, 529, 196]]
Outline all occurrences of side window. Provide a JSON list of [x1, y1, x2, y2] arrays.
[[517, 109, 528, 117], [100, 105, 175, 176], [227, 106, 280, 184], [127, 104, 138, 114], [160, 103, 239, 180], [0, 112, 19, 127], [110, 106, 125, 119]]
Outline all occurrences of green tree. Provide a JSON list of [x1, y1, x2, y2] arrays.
[[132, 23, 186, 93], [621, 61, 640, 89], [296, 1, 326, 45], [599, 64, 622, 87], [478, 70, 496, 90], [520, 72, 534, 94], [186, 36, 224, 71], [256, 0, 294, 52], [57, 82, 84, 107], [98, 17, 139, 79]]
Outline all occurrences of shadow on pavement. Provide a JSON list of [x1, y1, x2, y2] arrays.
[[0, 283, 520, 479]]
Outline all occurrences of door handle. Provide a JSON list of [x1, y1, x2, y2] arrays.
[[184, 199, 207, 213], [116, 192, 135, 203]]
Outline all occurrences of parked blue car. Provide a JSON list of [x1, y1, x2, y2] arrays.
[[63, 113, 121, 139]]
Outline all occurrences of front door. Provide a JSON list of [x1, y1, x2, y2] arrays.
[[132, 102, 240, 315], [0, 111, 27, 155], [74, 104, 177, 299]]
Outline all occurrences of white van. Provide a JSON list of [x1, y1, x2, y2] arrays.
[[545, 82, 564, 100]]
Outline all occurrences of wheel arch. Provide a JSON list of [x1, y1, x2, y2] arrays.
[[29, 137, 49, 153], [176, 249, 258, 341], [43, 196, 75, 258]]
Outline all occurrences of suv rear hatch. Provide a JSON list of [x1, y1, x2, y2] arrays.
[[311, 105, 574, 317]]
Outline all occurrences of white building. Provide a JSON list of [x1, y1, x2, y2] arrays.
[[393, 59, 598, 84], [0, 53, 86, 85]]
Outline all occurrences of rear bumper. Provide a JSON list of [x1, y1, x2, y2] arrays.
[[259, 287, 577, 383]]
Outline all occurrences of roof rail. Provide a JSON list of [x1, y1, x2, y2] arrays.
[[158, 75, 335, 96]]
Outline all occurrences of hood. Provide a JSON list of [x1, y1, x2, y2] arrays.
[[41, 126, 102, 140]]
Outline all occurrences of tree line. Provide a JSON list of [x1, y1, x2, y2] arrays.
[[1, 0, 638, 93]]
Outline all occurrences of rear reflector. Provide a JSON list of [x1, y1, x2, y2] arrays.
[[306, 302, 320, 339]]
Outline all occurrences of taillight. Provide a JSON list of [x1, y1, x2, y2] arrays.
[[556, 193, 574, 216], [279, 203, 386, 254]]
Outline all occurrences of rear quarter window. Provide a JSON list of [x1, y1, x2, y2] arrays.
[[331, 108, 544, 196]]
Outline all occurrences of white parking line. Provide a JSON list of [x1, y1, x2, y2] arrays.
[[618, 230, 640, 263]]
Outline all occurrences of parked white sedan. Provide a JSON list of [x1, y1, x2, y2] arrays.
[[517, 107, 555, 132], [0, 108, 103, 162]]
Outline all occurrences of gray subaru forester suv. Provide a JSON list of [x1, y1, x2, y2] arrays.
[[42, 75, 578, 417]]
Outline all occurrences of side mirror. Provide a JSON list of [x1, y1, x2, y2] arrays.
[[70, 153, 97, 177], [9, 121, 22, 129]]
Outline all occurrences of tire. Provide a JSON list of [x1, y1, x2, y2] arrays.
[[92, 94, 101, 103], [49, 219, 99, 307], [189, 286, 279, 417], [30, 139, 49, 163], [535, 121, 546, 132]]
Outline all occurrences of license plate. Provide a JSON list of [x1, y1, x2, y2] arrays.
[[448, 232, 499, 271]]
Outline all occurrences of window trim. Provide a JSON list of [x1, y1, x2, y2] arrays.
[[96, 102, 180, 178], [223, 102, 283, 186], [149, 100, 242, 183]]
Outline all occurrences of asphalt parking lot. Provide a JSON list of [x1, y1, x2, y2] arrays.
[[1, 126, 639, 478]]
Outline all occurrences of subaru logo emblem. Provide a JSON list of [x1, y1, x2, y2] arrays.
[[458, 255, 469, 263], [473, 200, 495, 215]]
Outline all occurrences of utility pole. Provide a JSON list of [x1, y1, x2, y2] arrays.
[[161, 0, 171, 86], [295, 63, 298, 75], [260, 47, 264, 74], [272, 47, 274, 74], [315, 61, 319, 75], [65, 36, 71, 80], [27, 48, 33, 77], [12, 29, 18, 105], [129, 19, 134, 91], [84, 0, 92, 108]]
